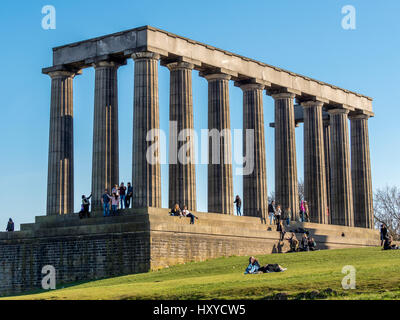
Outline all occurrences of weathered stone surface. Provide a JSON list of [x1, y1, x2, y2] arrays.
[[328, 108, 354, 226], [91, 61, 120, 210], [272, 92, 299, 221], [323, 119, 332, 223], [350, 114, 374, 229], [239, 83, 268, 219], [204, 73, 234, 214], [46, 71, 76, 215], [302, 101, 328, 224], [132, 52, 161, 208], [167, 62, 196, 211]]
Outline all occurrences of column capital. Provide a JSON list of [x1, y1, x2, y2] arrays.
[[47, 70, 77, 79], [42, 65, 81, 78], [92, 60, 123, 69], [131, 51, 160, 61], [201, 73, 231, 81], [301, 100, 324, 108], [348, 110, 374, 120], [165, 61, 194, 71], [235, 82, 265, 91], [271, 92, 296, 100], [327, 108, 349, 115]]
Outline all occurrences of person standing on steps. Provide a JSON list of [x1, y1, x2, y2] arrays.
[[101, 189, 111, 217], [275, 204, 282, 225], [79, 194, 92, 219], [234, 195, 242, 216], [125, 182, 134, 209], [268, 200, 276, 225], [6, 218, 14, 232], [119, 182, 127, 210], [284, 207, 291, 226]]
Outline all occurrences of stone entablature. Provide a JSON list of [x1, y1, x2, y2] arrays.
[[44, 25, 372, 113]]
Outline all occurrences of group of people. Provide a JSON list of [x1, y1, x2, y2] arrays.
[[170, 204, 199, 224], [78, 182, 134, 218], [100, 182, 134, 217], [380, 224, 399, 250], [268, 200, 310, 226]]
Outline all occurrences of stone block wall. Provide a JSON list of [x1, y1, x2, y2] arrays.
[[0, 208, 379, 296]]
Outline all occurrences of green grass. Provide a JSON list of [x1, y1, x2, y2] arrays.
[[5, 247, 400, 300]]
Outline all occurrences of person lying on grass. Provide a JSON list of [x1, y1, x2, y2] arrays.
[[244, 256, 287, 274]]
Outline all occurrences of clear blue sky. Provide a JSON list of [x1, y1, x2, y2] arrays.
[[0, 0, 399, 230]]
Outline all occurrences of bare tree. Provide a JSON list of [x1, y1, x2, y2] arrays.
[[268, 191, 275, 204], [298, 179, 304, 203], [374, 185, 400, 240]]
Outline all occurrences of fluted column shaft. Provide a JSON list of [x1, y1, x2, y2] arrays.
[[205, 73, 233, 214], [350, 114, 373, 228], [91, 61, 120, 210], [240, 84, 268, 219], [328, 108, 354, 226], [323, 120, 332, 223], [132, 52, 161, 208], [302, 101, 327, 224], [167, 62, 196, 211], [272, 93, 299, 221], [46, 71, 76, 215]]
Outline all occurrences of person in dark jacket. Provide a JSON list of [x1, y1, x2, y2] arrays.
[[380, 224, 388, 247], [383, 235, 398, 250], [308, 236, 317, 251], [6, 218, 14, 232], [301, 232, 309, 251], [268, 201, 276, 225], [125, 182, 134, 209], [101, 189, 111, 217], [79, 194, 92, 219], [287, 232, 299, 252], [234, 195, 242, 216], [170, 203, 182, 217]]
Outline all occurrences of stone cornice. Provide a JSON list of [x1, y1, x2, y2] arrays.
[[44, 25, 373, 113]]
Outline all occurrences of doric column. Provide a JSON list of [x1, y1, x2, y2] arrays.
[[91, 61, 121, 211], [166, 62, 196, 211], [132, 52, 161, 208], [302, 100, 328, 224], [350, 113, 374, 228], [323, 119, 332, 223], [328, 108, 354, 226], [204, 73, 233, 214], [271, 92, 299, 221], [239, 83, 267, 219], [46, 70, 77, 215]]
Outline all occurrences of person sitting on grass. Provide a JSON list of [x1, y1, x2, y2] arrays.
[[244, 256, 286, 274], [287, 232, 299, 252], [301, 232, 309, 251], [181, 205, 199, 224], [244, 256, 261, 274], [169, 203, 182, 217], [308, 236, 317, 251], [383, 235, 398, 250]]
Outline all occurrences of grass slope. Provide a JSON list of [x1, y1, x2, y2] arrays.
[[5, 247, 400, 300]]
